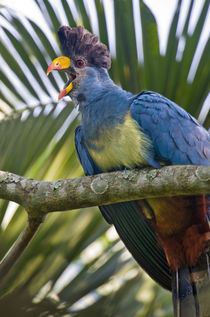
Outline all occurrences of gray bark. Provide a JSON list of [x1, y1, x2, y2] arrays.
[[0, 165, 209, 216], [0, 165, 209, 281]]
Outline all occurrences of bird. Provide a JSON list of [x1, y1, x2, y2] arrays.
[[47, 26, 210, 317]]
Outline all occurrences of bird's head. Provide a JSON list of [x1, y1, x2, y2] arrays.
[[47, 26, 111, 101], [47, 55, 86, 100]]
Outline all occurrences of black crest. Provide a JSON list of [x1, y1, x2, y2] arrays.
[[58, 26, 111, 69]]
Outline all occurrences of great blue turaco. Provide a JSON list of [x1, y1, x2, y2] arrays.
[[47, 26, 210, 317]]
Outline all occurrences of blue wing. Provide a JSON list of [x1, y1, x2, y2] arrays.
[[130, 91, 210, 165], [75, 125, 102, 175], [75, 124, 172, 290]]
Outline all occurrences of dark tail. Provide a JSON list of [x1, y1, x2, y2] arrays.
[[172, 252, 210, 317], [99, 201, 172, 290], [172, 205, 210, 317], [100, 196, 210, 316]]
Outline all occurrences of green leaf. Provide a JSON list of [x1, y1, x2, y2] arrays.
[[0, 0, 208, 315]]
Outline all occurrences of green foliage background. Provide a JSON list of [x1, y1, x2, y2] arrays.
[[0, 0, 209, 316]]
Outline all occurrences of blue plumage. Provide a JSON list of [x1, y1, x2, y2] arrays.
[[75, 125, 102, 175], [75, 69, 209, 170], [130, 91, 210, 165], [74, 78, 210, 288], [74, 70, 209, 292], [75, 121, 172, 290], [49, 25, 210, 313]]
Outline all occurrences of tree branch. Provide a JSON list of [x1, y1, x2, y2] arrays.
[[0, 165, 209, 281], [0, 217, 42, 282], [0, 165, 209, 216]]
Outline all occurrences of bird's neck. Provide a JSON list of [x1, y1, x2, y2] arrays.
[[74, 68, 133, 140]]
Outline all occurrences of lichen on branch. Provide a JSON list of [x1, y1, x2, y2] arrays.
[[0, 165, 209, 216], [0, 165, 209, 282]]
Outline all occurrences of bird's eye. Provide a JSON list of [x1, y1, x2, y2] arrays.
[[76, 59, 84, 68]]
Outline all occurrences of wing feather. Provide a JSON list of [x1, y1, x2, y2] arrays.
[[130, 91, 210, 166], [75, 124, 172, 290]]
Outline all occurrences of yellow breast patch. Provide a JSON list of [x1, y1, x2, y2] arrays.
[[86, 112, 151, 171]]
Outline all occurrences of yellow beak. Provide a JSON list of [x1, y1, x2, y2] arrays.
[[58, 82, 73, 100], [47, 56, 73, 100]]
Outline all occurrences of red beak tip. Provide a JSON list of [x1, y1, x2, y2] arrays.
[[46, 63, 55, 76], [58, 89, 67, 101], [46, 68, 51, 76]]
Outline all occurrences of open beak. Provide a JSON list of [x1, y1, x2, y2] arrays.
[[58, 82, 73, 100], [47, 56, 74, 100]]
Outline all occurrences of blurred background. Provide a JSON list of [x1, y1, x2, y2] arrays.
[[0, 0, 209, 316]]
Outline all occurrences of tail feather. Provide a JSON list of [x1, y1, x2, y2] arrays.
[[172, 195, 210, 317], [100, 201, 172, 290], [172, 244, 210, 317], [100, 195, 210, 316]]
